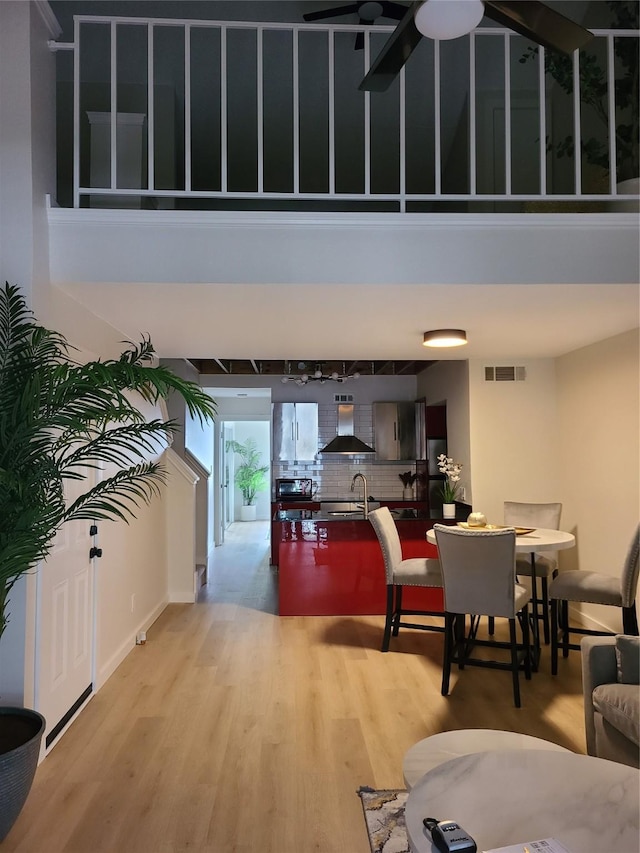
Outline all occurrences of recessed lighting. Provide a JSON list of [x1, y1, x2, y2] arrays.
[[423, 329, 468, 348]]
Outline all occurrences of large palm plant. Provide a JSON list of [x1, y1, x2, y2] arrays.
[[0, 282, 216, 640], [225, 437, 269, 506]]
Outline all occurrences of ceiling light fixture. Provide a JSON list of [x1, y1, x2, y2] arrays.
[[414, 0, 484, 41], [281, 362, 361, 385], [422, 329, 468, 348]]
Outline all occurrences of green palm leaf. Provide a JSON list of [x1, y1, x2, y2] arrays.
[[0, 282, 217, 640]]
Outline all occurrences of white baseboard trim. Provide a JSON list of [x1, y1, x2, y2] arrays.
[[95, 597, 168, 690], [568, 603, 621, 635]]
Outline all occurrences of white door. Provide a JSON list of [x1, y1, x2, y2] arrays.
[[36, 472, 95, 750]]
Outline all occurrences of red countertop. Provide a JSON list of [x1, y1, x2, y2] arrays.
[[276, 515, 443, 617]]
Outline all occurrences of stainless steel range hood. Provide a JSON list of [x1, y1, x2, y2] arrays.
[[319, 404, 375, 455]]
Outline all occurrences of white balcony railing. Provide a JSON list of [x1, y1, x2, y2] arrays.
[[51, 15, 639, 212]]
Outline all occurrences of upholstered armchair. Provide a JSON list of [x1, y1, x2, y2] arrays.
[[581, 635, 639, 769]]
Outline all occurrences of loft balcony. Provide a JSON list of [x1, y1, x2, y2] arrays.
[[50, 11, 639, 214]]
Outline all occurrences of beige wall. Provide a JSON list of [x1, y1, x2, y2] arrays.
[[556, 327, 640, 632], [468, 358, 561, 524]]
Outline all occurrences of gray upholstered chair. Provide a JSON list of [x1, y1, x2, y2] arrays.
[[581, 635, 640, 768], [368, 507, 443, 652], [550, 525, 640, 675], [504, 501, 562, 644], [433, 524, 532, 708]]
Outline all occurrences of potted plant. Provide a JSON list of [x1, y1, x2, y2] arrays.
[[520, 0, 639, 188], [225, 437, 269, 521], [399, 471, 417, 500], [0, 282, 216, 841], [436, 454, 463, 519]]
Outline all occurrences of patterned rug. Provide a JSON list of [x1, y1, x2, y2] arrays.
[[357, 787, 409, 853]]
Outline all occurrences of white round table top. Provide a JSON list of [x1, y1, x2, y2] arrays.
[[427, 525, 575, 553], [405, 748, 639, 853], [402, 728, 570, 790]]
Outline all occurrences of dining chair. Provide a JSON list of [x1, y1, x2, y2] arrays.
[[549, 525, 640, 675], [433, 523, 532, 708], [368, 507, 443, 652], [504, 501, 562, 644]]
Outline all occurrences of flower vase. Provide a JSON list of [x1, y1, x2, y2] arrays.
[[442, 503, 456, 519], [403, 487, 414, 501]]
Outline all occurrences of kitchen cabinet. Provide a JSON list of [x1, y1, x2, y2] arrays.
[[272, 402, 318, 461], [373, 402, 417, 460]]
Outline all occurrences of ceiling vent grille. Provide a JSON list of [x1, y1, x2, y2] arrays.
[[484, 366, 526, 382], [334, 393, 354, 403]]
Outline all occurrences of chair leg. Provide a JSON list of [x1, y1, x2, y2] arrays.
[[382, 585, 395, 652], [521, 605, 532, 681], [623, 605, 639, 636], [441, 613, 454, 696], [550, 598, 559, 676], [392, 585, 403, 636], [561, 600, 570, 658], [456, 614, 466, 670], [487, 616, 495, 635], [540, 576, 550, 645], [509, 617, 521, 708]]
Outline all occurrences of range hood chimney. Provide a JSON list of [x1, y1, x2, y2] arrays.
[[319, 404, 375, 455]]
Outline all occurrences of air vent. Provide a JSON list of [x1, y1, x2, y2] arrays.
[[484, 366, 526, 382], [334, 393, 354, 403]]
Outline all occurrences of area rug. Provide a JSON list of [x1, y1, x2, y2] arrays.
[[357, 787, 409, 853]]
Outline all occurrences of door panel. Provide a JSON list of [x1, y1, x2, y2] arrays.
[[37, 472, 95, 748]]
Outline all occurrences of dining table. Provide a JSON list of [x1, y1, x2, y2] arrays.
[[426, 524, 575, 669]]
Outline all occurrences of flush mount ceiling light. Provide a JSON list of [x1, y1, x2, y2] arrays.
[[414, 0, 484, 41], [422, 329, 468, 348], [281, 362, 361, 385]]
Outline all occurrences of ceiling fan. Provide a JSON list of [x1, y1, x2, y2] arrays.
[[356, 0, 595, 91], [303, 1, 408, 49]]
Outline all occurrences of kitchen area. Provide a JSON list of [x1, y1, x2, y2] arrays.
[[269, 388, 470, 617]]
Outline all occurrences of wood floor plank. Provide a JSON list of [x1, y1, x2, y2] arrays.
[[3, 520, 589, 852]]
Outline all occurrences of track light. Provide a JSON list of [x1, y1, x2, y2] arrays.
[[422, 329, 468, 348]]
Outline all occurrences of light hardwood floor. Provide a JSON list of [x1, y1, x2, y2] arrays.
[[5, 521, 586, 853]]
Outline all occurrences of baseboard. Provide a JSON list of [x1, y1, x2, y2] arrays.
[[568, 603, 622, 635], [95, 597, 168, 690]]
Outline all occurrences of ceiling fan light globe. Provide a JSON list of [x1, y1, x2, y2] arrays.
[[415, 0, 484, 41]]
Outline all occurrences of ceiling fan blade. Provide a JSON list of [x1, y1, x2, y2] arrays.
[[483, 0, 594, 55], [303, 3, 360, 22], [358, 1, 422, 92], [379, 1, 410, 21]]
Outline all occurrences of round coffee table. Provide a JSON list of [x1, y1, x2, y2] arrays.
[[405, 749, 639, 853], [403, 728, 570, 789]]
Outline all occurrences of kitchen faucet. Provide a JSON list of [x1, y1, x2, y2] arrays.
[[351, 473, 369, 519]]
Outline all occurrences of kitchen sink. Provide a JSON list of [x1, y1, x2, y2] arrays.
[[327, 510, 364, 517]]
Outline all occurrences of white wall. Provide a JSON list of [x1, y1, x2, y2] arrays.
[[49, 210, 640, 289], [556, 328, 640, 632], [467, 358, 561, 524], [94, 488, 170, 688], [0, 0, 60, 705]]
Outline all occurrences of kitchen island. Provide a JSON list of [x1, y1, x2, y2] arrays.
[[274, 506, 468, 617]]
